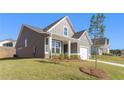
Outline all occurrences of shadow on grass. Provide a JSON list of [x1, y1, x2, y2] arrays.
[[0, 57, 64, 66], [0, 57, 36, 60], [35, 60, 64, 65]]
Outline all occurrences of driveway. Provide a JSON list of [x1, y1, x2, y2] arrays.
[[90, 59, 124, 67]]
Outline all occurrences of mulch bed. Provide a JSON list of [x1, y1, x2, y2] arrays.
[[79, 67, 108, 80], [50, 59, 86, 63], [49, 58, 108, 79]]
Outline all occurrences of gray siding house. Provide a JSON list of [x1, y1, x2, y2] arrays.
[[91, 38, 110, 55], [16, 16, 92, 60]]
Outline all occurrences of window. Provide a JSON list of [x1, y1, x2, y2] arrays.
[[52, 40, 56, 53], [52, 40, 61, 53], [63, 27, 68, 36], [3, 42, 13, 47], [45, 38, 48, 45], [45, 38, 49, 52], [56, 41, 61, 53], [25, 39, 27, 47]]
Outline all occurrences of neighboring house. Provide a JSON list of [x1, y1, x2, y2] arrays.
[[0, 39, 16, 47], [16, 16, 92, 60], [121, 50, 124, 56], [0, 39, 16, 58], [91, 37, 110, 55]]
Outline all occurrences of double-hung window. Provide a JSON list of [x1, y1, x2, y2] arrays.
[[63, 27, 68, 36], [56, 41, 61, 53], [52, 40, 61, 53]]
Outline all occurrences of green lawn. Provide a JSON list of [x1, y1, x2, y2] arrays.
[[83, 61, 124, 79], [0, 58, 96, 80], [94, 55, 124, 64], [0, 58, 124, 80]]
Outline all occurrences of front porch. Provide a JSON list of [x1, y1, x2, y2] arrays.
[[45, 34, 79, 58]]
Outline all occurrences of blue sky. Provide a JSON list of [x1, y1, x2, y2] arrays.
[[0, 13, 123, 49]]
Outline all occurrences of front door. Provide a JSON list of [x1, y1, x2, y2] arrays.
[[64, 44, 68, 54]]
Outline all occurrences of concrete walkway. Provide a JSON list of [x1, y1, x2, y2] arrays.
[[90, 59, 124, 67]]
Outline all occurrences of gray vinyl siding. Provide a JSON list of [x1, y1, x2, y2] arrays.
[[50, 19, 74, 38], [91, 39, 110, 55], [78, 33, 91, 56], [16, 26, 46, 58], [79, 33, 90, 47]]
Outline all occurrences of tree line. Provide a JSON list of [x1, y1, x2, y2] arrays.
[[110, 49, 124, 56]]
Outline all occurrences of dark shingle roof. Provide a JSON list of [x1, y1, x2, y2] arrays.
[[92, 38, 109, 45], [72, 30, 85, 39], [43, 16, 65, 32], [24, 24, 44, 33]]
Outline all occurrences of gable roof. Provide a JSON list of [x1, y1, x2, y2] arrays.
[[72, 30, 85, 39], [24, 24, 44, 33], [73, 30, 92, 45], [22, 24, 51, 35], [92, 37, 109, 45], [15, 24, 49, 48], [43, 16, 76, 33], [43, 17, 65, 31], [20, 16, 75, 34]]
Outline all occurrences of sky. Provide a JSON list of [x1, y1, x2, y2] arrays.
[[0, 13, 123, 49]]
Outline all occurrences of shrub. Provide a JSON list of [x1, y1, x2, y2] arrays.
[[103, 53, 113, 56], [58, 54, 70, 60], [70, 55, 80, 60], [64, 54, 69, 59], [59, 54, 65, 60], [55, 54, 80, 60]]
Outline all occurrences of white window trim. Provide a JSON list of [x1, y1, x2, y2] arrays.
[[25, 38, 27, 47], [45, 37, 49, 54], [63, 25, 68, 37], [52, 40, 61, 54]]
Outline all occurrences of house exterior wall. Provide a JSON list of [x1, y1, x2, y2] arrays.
[[50, 19, 74, 37], [16, 26, 46, 58], [100, 45, 109, 54], [78, 32, 91, 58], [91, 38, 110, 55]]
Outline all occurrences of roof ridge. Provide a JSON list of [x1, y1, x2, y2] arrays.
[[23, 24, 43, 30], [43, 16, 66, 31], [72, 30, 86, 39]]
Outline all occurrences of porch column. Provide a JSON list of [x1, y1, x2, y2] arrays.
[[49, 34, 52, 58], [68, 40, 71, 59]]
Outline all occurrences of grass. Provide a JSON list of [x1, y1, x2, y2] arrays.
[[93, 55, 124, 64], [0, 58, 96, 80], [0, 58, 124, 80], [82, 61, 124, 80]]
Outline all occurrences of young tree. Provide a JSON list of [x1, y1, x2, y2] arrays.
[[88, 13, 106, 69], [89, 13, 106, 39]]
